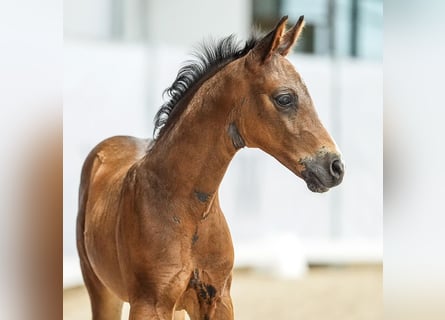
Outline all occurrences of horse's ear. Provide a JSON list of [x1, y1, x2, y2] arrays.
[[251, 16, 288, 63], [278, 15, 305, 56]]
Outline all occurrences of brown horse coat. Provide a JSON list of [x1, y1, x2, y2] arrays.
[[77, 16, 344, 320]]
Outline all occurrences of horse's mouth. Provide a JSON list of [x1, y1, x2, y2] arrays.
[[304, 173, 330, 193]]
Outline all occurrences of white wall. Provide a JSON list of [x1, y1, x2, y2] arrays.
[[145, 0, 252, 47], [64, 0, 112, 39], [64, 0, 252, 45]]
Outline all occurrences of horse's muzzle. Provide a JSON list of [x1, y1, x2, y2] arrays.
[[301, 152, 345, 193]]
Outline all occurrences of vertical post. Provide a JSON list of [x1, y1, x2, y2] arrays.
[[350, 0, 359, 57], [328, 0, 342, 239], [111, 0, 123, 39], [139, 0, 148, 41], [328, 0, 336, 56]]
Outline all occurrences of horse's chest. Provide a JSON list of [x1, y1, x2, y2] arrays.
[[188, 222, 234, 276], [184, 229, 233, 309]]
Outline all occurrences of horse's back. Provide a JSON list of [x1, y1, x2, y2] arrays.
[[77, 135, 151, 300]]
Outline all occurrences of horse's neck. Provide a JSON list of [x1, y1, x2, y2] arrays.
[[143, 63, 241, 218]]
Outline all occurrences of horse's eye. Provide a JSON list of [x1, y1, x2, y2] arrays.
[[274, 93, 296, 109]]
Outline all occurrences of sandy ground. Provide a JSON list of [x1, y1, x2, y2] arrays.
[[64, 265, 382, 320]]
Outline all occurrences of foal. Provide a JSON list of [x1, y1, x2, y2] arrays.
[[77, 16, 344, 320]]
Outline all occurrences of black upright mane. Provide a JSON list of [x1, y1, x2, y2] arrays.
[[153, 34, 260, 139]]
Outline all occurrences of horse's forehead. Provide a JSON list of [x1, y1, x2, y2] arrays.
[[275, 57, 300, 77], [256, 57, 302, 85]]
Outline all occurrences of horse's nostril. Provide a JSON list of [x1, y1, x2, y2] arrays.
[[330, 159, 344, 179]]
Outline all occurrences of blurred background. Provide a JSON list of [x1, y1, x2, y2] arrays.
[[63, 0, 382, 319]]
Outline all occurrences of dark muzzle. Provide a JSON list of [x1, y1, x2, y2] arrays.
[[301, 152, 344, 193]]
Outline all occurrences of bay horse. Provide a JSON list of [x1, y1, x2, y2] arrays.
[[77, 16, 344, 320]]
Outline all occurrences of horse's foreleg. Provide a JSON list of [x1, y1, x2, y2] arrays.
[[210, 274, 234, 320], [128, 300, 175, 320], [185, 295, 234, 320], [211, 295, 234, 320], [184, 273, 234, 320]]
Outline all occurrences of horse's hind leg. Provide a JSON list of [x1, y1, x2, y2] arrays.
[[79, 257, 123, 320], [77, 214, 122, 319]]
